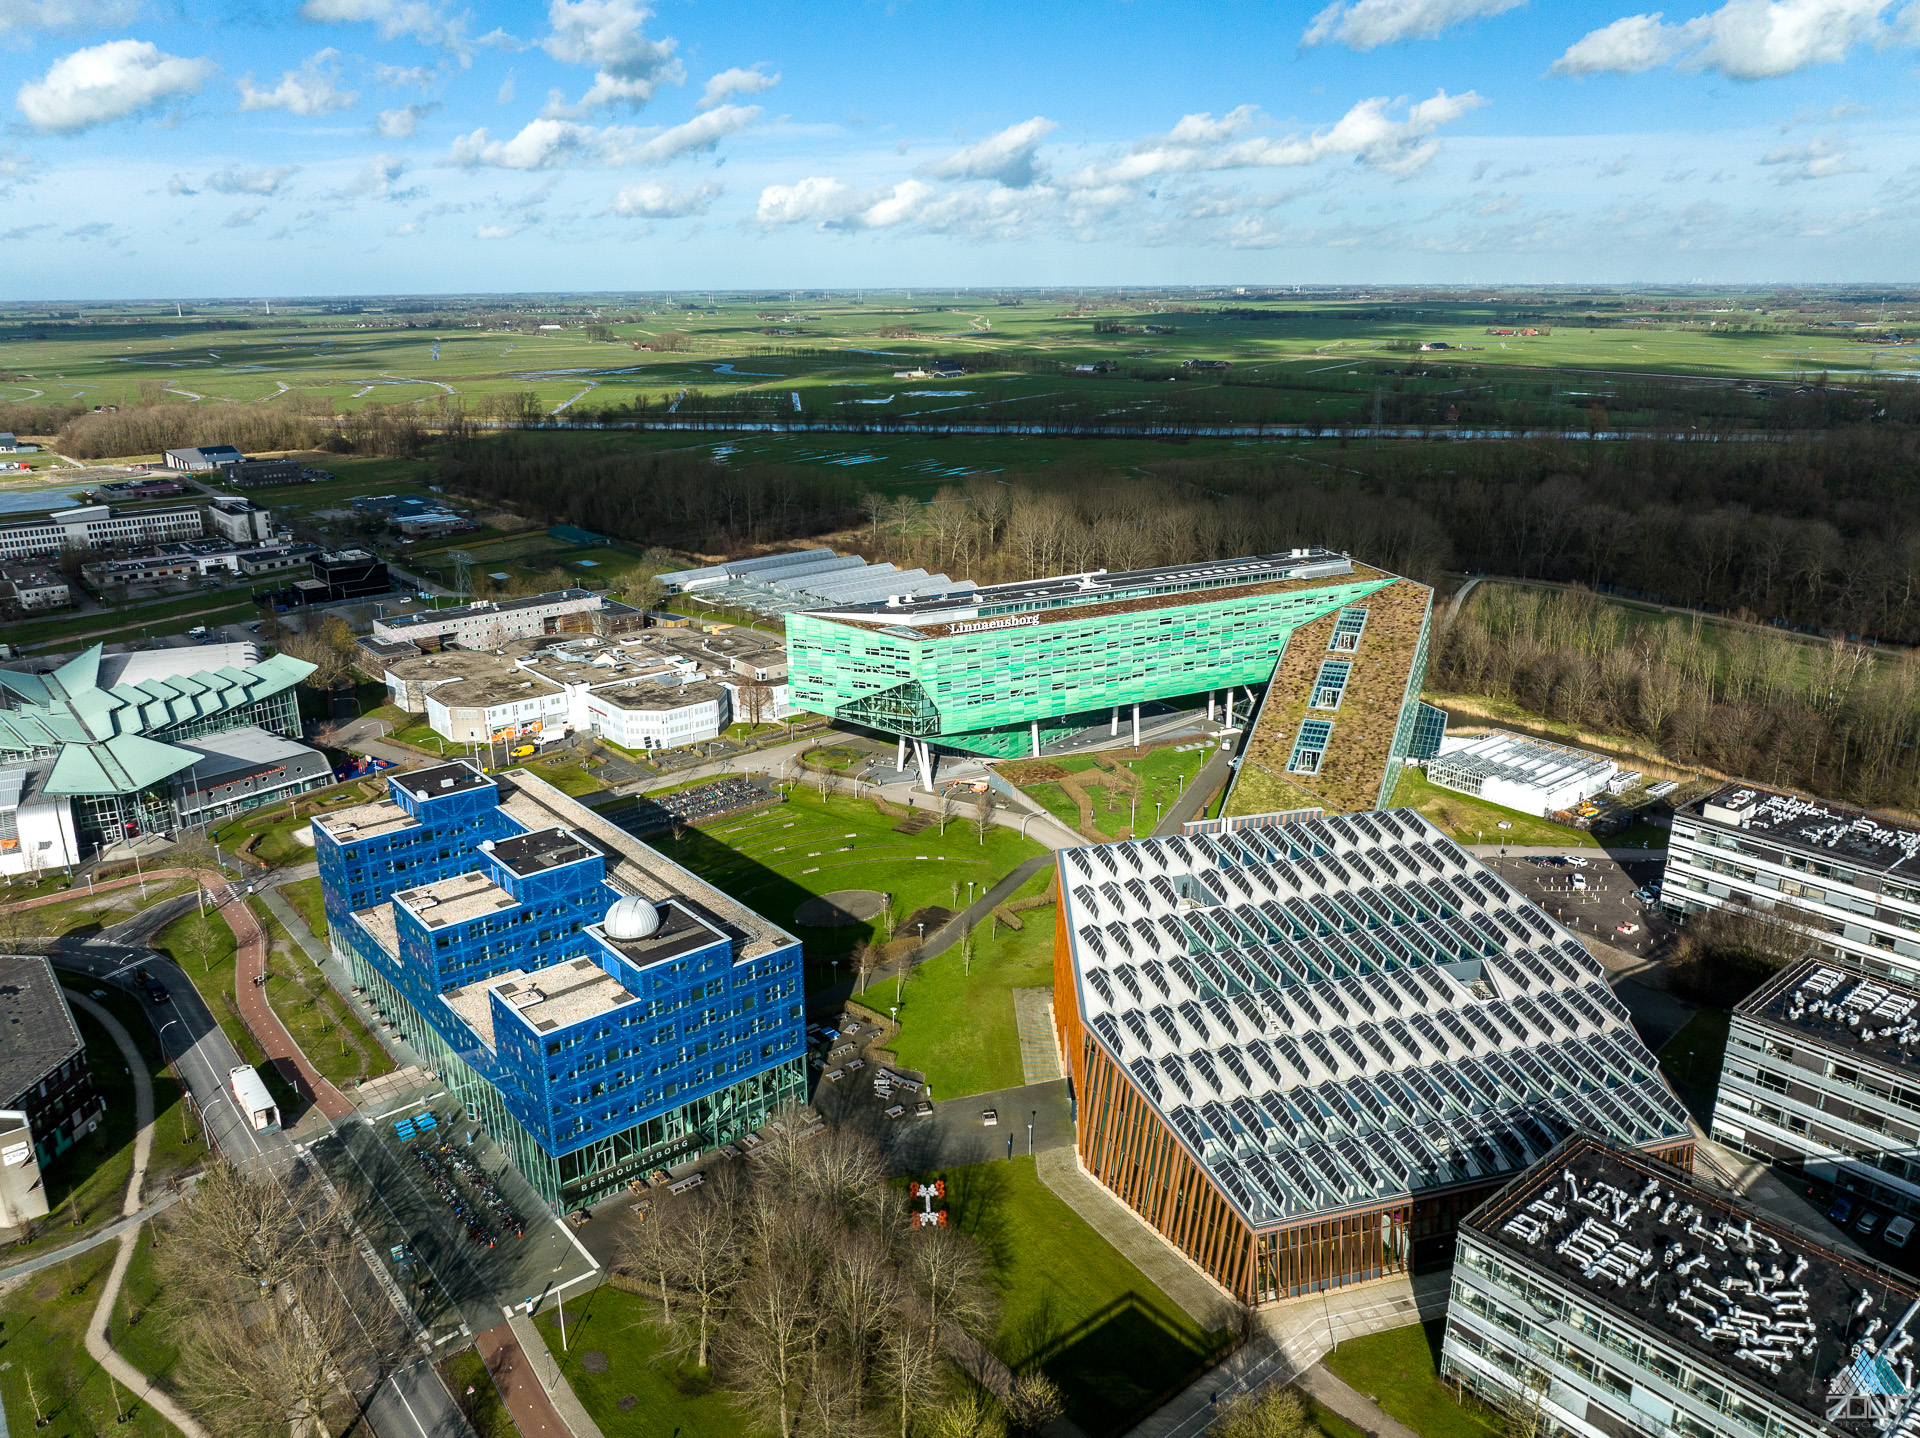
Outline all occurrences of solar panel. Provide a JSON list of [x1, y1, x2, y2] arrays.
[[1139, 960, 1173, 999], [1481, 1052, 1533, 1101], [1492, 911, 1533, 946], [1160, 1057, 1195, 1101], [1363, 1130, 1414, 1187], [1304, 1146, 1352, 1199], [1511, 1109, 1557, 1156], [1230, 990, 1269, 1036], [1078, 927, 1109, 963], [1583, 1084, 1647, 1141], [1289, 988, 1325, 1027], [1116, 843, 1145, 874], [1203, 995, 1239, 1038], [1296, 857, 1328, 888], [1091, 1012, 1127, 1054], [1129, 1058, 1163, 1103], [1323, 1029, 1365, 1074], [1460, 1006, 1505, 1048], [1470, 913, 1512, 951], [1409, 1012, 1454, 1057], [1429, 1064, 1479, 1111], [1536, 1042, 1586, 1090], [1354, 1021, 1399, 1066], [1106, 923, 1137, 960], [1242, 1155, 1300, 1215], [1534, 990, 1585, 1036], [1507, 1048, 1561, 1094], [1243, 1041, 1286, 1087], [1332, 892, 1376, 931], [1394, 925, 1440, 965], [1610, 1081, 1671, 1135], [1121, 1011, 1155, 1052], [1151, 1006, 1184, 1046], [1087, 970, 1115, 1007], [1510, 994, 1557, 1039], [1257, 1092, 1300, 1142], [1514, 950, 1559, 990], [1270, 1034, 1314, 1084], [1311, 981, 1351, 1024], [1446, 916, 1492, 957], [1069, 850, 1095, 881], [1188, 1051, 1223, 1096], [1168, 1105, 1208, 1151], [1134, 919, 1166, 958], [1403, 1067, 1452, 1115], [1320, 1084, 1362, 1133], [1484, 1000, 1534, 1045], [1112, 964, 1144, 1003], [1557, 986, 1612, 1033], [1218, 1045, 1256, 1092], [1345, 1076, 1390, 1126], [1333, 1136, 1384, 1192], [1273, 1149, 1322, 1205], [1383, 1017, 1426, 1062]]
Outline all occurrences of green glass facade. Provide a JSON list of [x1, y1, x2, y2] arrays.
[[789, 577, 1400, 758]]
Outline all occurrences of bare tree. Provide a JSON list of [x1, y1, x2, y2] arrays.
[[181, 911, 226, 973], [1004, 1372, 1066, 1434], [973, 792, 993, 847], [660, 1169, 748, 1368], [909, 1226, 998, 1346], [1214, 1385, 1308, 1438], [879, 1313, 945, 1438], [721, 1258, 824, 1438]]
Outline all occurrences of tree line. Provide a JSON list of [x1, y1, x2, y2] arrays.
[[1431, 583, 1920, 813], [618, 1118, 1061, 1438]]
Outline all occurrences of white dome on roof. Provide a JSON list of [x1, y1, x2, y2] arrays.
[[604, 897, 662, 941]]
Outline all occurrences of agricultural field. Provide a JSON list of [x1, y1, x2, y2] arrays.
[[2, 292, 1908, 450]]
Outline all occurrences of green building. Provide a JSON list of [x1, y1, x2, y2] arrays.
[[787, 551, 1433, 815]]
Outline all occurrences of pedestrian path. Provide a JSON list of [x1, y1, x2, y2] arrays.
[[218, 880, 355, 1123], [1013, 987, 1064, 1084], [65, 992, 210, 1438], [0, 1191, 183, 1283], [474, 1319, 580, 1438]]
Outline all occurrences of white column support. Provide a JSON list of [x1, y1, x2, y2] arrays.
[[1110, 707, 1119, 737], [1132, 704, 1141, 748], [1224, 692, 1235, 729], [914, 739, 936, 793], [1030, 720, 1041, 758], [897, 734, 907, 771], [1208, 691, 1216, 722]]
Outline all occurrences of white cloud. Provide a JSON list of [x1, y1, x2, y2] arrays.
[[540, 0, 684, 115], [299, 0, 469, 59], [1302, 0, 1526, 48], [443, 104, 757, 169], [206, 163, 299, 195], [222, 205, 264, 227], [475, 222, 527, 238], [0, 0, 138, 33], [342, 154, 417, 199], [15, 39, 213, 134], [1554, 0, 1903, 80], [237, 48, 358, 116], [1760, 134, 1859, 178], [608, 179, 718, 216], [1070, 91, 1486, 186], [391, 218, 423, 234], [377, 102, 435, 137], [497, 70, 516, 104], [925, 116, 1057, 188], [755, 177, 936, 230], [0, 149, 36, 194], [697, 64, 777, 110], [373, 63, 436, 90]]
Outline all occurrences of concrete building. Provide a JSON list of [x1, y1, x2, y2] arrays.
[[1666, 785, 1920, 984], [0, 566, 72, 611], [163, 445, 243, 471], [583, 678, 728, 751], [1051, 807, 1691, 1306], [81, 539, 316, 591], [1445, 1131, 1918, 1438], [1712, 956, 1920, 1228], [0, 1109, 48, 1229], [0, 504, 205, 562], [282, 548, 389, 606], [0, 434, 33, 454], [0, 954, 104, 1169], [1426, 732, 1617, 818], [169, 728, 333, 826], [662, 547, 974, 620], [223, 458, 303, 486], [0, 642, 315, 848], [206, 497, 276, 544], [317, 763, 806, 1210], [87, 478, 187, 500], [0, 767, 82, 877], [370, 590, 603, 649], [789, 550, 1433, 813]]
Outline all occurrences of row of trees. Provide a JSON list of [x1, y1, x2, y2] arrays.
[[617, 1120, 1060, 1438], [1431, 583, 1920, 811]]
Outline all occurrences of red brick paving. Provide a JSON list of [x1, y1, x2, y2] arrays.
[[474, 1322, 573, 1437], [218, 878, 356, 1122]]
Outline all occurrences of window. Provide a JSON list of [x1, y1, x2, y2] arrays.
[[1329, 608, 1369, 652], [1311, 660, 1352, 711], [1290, 720, 1333, 775]]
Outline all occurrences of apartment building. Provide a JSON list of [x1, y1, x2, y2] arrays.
[[370, 590, 603, 649], [1446, 1131, 1919, 1438], [1713, 956, 1920, 1226], [1666, 785, 1920, 987]]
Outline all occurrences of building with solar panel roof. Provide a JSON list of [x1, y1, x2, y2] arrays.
[[1050, 806, 1695, 1307]]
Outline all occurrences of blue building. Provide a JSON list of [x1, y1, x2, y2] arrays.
[[316, 761, 806, 1210]]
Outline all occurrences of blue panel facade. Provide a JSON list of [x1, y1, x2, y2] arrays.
[[317, 764, 807, 1210]]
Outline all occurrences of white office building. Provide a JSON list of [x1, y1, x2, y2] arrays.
[[0, 504, 205, 561], [370, 590, 604, 649], [1665, 784, 1920, 984]]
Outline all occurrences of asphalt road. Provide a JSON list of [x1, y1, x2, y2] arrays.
[[50, 936, 478, 1438], [1479, 851, 1673, 963]]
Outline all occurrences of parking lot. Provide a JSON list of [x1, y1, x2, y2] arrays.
[[1482, 850, 1674, 967]]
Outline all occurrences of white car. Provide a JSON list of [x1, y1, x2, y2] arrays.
[[1887, 1216, 1915, 1249], [1564, 856, 1589, 868]]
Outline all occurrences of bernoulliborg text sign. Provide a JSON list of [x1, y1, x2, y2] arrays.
[[948, 615, 1041, 635]]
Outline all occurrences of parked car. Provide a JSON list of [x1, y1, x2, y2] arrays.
[[1564, 856, 1589, 868], [1859, 1210, 1882, 1238], [1830, 1194, 1855, 1224], [1571, 874, 1588, 891], [1616, 923, 1640, 935], [1888, 1216, 1915, 1249]]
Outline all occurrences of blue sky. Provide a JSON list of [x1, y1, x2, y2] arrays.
[[3, 0, 1919, 297]]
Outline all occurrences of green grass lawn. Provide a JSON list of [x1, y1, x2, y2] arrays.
[[653, 784, 1048, 971], [440, 1347, 519, 1438], [942, 1156, 1231, 1437], [1657, 1007, 1731, 1124], [278, 875, 328, 939], [1021, 780, 1084, 837], [0, 1239, 182, 1437], [12, 877, 199, 941], [1320, 1322, 1503, 1438], [5, 987, 206, 1256], [1389, 766, 1600, 849], [533, 1287, 740, 1438], [152, 910, 305, 1120], [249, 897, 395, 1086], [882, 868, 1056, 1097], [110, 1223, 184, 1401]]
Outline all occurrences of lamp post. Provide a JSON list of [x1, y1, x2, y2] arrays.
[[1028, 1109, 1035, 1156]]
